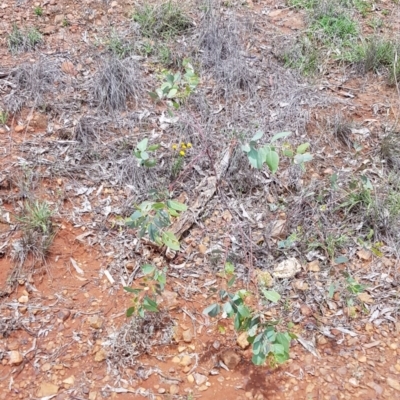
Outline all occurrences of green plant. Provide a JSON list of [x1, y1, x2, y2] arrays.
[[345, 274, 367, 295], [0, 111, 8, 125], [150, 59, 199, 109], [283, 38, 319, 75], [339, 175, 373, 213], [133, 138, 160, 167], [204, 287, 293, 365], [18, 200, 53, 234], [7, 25, 43, 53], [126, 199, 187, 250], [242, 131, 313, 173], [107, 30, 132, 58], [34, 6, 43, 16], [133, 1, 192, 39], [62, 18, 70, 27], [287, 0, 317, 8], [312, 14, 358, 42], [124, 264, 166, 317]]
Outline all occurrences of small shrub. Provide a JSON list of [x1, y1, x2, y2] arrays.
[[7, 24, 43, 53], [0, 111, 8, 125], [106, 30, 133, 58], [34, 6, 43, 16], [133, 1, 192, 39], [381, 132, 400, 170]]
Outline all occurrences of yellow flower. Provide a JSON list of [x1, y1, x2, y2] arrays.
[[181, 143, 187, 149], [172, 144, 177, 150], [179, 150, 185, 157], [186, 142, 192, 148]]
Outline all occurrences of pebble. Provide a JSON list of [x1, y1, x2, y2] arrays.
[[9, 351, 23, 366]]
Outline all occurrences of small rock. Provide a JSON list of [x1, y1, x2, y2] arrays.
[[57, 310, 70, 321], [89, 393, 97, 400], [159, 290, 178, 310], [179, 355, 192, 367], [14, 125, 24, 133], [88, 315, 103, 329], [18, 295, 28, 304], [293, 280, 309, 291], [169, 385, 179, 395], [172, 356, 181, 363], [300, 305, 313, 317], [63, 376, 75, 385], [357, 355, 367, 363], [367, 382, 383, 396], [94, 348, 107, 362], [349, 378, 359, 387], [41, 363, 52, 372], [307, 260, 320, 272], [37, 382, 59, 397], [237, 332, 250, 350], [42, 26, 57, 35], [193, 373, 207, 386], [9, 351, 23, 366], [220, 349, 241, 370], [387, 377, 400, 391], [187, 374, 194, 383], [357, 249, 372, 261], [158, 388, 166, 394], [270, 219, 285, 238], [178, 346, 186, 353], [182, 329, 193, 343], [54, 14, 65, 24], [198, 385, 208, 392], [198, 244, 207, 254], [273, 258, 301, 279]]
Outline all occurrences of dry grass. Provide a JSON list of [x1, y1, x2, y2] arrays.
[[90, 56, 144, 111]]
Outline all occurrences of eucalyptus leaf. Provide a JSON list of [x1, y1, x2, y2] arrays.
[[270, 131, 291, 143]]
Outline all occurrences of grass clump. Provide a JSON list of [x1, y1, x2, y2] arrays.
[[381, 132, 400, 171], [282, 37, 319, 76], [133, 1, 192, 39], [311, 12, 358, 43], [91, 57, 144, 111], [106, 30, 133, 59], [7, 24, 43, 53]]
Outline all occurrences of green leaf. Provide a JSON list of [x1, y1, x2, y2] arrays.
[[143, 159, 157, 168], [328, 283, 335, 299], [227, 275, 236, 287], [147, 223, 159, 243], [242, 144, 251, 153], [262, 290, 281, 303], [334, 256, 349, 264], [274, 352, 289, 364], [283, 149, 294, 157], [252, 352, 266, 365], [237, 304, 251, 318], [147, 144, 160, 151], [251, 131, 264, 142], [126, 307, 135, 317], [162, 231, 180, 251], [265, 149, 279, 173], [257, 147, 266, 169], [247, 148, 260, 169], [294, 153, 313, 164], [142, 264, 156, 275], [167, 88, 178, 98], [275, 332, 290, 353], [148, 91, 159, 101], [137, 138, 148, 152], [140, 151, 149, 161], [296, 142, 310, 154], [223, 301, 234, 316], [270, 131, 291, 143], [143, 296, 158, 312], [152, 202, 166, 210], [203, 303, 221, 317], [248, 323, 258, 338], [123, 286, 142, 294], [167, 200, 187, 212]]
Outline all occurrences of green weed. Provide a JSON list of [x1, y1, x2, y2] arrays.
[[133, 1, 192, 39], [34, 6, 43, 17], [18, 200, 53, 234], [0, 111, 8, 125], [7, 24, 43, 53]]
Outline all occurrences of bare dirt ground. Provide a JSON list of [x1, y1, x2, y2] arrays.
[[1, 0, 400, 399]]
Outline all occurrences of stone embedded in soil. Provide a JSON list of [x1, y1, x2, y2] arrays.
[[37, 382, 59, 397], [387, 377, 400, 391], [41, 363, 52, 372], [89, 393, 97, 400], [14, 125, 24, 133], [158, 388, 166, 394], [94, 348, 107, 362], [63, 376, 75, 385], [193, 373, 207, 386], [18, 295, 28, 304], [198, 385, 208, 392], [220, 349, 241, 370], [187, 374, 195, 383], [357, 249, 372, 260], [9, 351, 23, 366], [182, 329, 193, 343], [57, 310, 71, 321], [198, 244, 207, 254], [159, 290, 178, 310], [307, 260, 320, 272], [88, 315, 103, 329], [300, 305, 313, 317], [273, 258, 301, 279], [237, 332, 250, 349], [169, 384, 179, 395], [172, 356, 180, 363], [179, 355, 192, 367]]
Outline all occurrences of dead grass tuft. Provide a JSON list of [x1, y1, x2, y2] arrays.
[[107, 311, 174, 370], [381, 132, 400, 171], [198, 7, 255, 95], [90, 56, 144, 111], [4, 59, 61, 113]]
